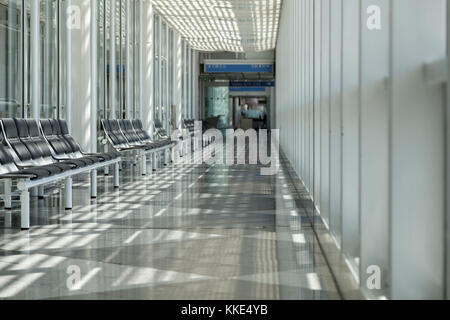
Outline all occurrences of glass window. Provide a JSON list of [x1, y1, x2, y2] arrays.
[[161, 22, 167, 127], [98, 0, 128, 123], [186, 45, 191, 119], [0, 0, 23, 118], [133, 0, 140, 119], [181, 40, 185, 119], [168, 28, 174, 131], [59, 1, 70, 121], [127, 0, 134, 119], [104, 0, 111, 119], [119, 0, 126, 119], [114, 0, 121, 119], [153, 15, 159, 122], [190, 48, 194, 119], [98, 0, 106, 130], [40, 0, 58, 119]]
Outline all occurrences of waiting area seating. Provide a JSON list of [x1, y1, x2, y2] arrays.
[[0, 118, 121, 230], [0, 117, 208, 230], [102, 119, 176, 175], [180, 119, 214, 151], [153, 119, 172, 142]]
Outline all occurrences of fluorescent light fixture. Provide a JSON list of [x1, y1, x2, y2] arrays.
[[152, 0, 282, 52]]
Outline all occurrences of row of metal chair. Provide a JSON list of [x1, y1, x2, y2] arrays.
[[0, 118, 121, 230], [102, 119, 176, 176], [103, 119, 174, 150], [181, 119, 215, 150]]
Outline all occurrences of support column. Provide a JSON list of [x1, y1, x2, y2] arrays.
[[142, 0, 153, 133], [91, 1, 98, 153], [66, 0, 73, 132], [175, 33, 183, 130]]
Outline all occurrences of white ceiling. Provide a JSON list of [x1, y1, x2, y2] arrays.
[[152, 0, 282, 53]]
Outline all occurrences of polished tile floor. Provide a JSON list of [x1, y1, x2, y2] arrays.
[[0, 148, 344, 300]]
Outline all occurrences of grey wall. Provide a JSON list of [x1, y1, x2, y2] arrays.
[[276, 0, 447, 299]]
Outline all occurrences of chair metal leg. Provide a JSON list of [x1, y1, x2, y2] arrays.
[[65, 177, 73, 210], [38, 186, 45, 199], [153, 152, 157, 172], [21, 189, 30, 230], [104, 145, 110, 175], [5, 211, 12, 229], [141, 154, 147, 176], [91, 169, 97, 199], [4, 179, 12, 210], [114, 162, 120, 188], [31, 187, 38, 197]]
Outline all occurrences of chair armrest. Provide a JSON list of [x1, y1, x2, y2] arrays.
[[80, 151, 115, 157], [52, 156, 77, 162]]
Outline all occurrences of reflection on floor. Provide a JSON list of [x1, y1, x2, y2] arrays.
[[0, 150, 343, 300]]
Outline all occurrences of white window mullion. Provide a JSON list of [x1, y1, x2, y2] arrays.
[[31, 0, 40, 120], [110, 0, 116, 119], [125, 0, 131, 119]]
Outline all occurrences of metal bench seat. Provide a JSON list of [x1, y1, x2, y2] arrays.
[[40, 119, 120, 165], [0, 118, 121, 230], [102, 119, 176, 175]]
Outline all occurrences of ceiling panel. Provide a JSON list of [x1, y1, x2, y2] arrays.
[[153, 0, 282, 52]]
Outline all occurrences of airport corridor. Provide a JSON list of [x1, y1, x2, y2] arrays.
[[0, 149, 346, 300]]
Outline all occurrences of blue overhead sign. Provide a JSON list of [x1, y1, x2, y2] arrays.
[[229, 87, 267, 92], [205, 63, 273, 73], [230, 81, 275, 87]]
